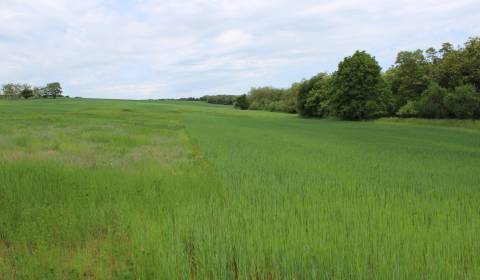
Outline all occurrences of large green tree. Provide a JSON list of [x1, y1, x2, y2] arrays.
[[330, 51, 392, 120]]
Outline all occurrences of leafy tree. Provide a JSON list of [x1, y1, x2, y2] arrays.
[[461, 37, 480, 91], [45, 82, 63, 98], [20, 87, 34, 99], [387, 50, 431, 108], [245, 87, 297, 113], [234, 94, 249, 110], [444, 84, 480, 119], [247, 87, 283, 111], [330, 51, 392, 120], [2, 83, 24, 98], [434, 46, 464, 90], [416, 83, 448, 118], [297, 73, 331, 118]]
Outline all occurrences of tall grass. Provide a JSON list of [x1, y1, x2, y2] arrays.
[[1, 99, 479, 279]]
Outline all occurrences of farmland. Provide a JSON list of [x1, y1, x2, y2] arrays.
[[1, 99, 480, 279]]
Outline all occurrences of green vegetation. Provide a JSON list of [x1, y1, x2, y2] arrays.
[[1, 99, 480, 279], [1, 82, 64, 100], [196, 37, 479, 121]]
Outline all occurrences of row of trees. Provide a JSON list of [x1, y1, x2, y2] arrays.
[[199, 95, 238, 105], [0, 83, 63, 99], [231, 37, 480, 120]]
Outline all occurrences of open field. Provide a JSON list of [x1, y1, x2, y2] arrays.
[[1, 99, 480, 279]]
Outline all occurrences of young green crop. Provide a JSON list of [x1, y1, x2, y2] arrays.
[[1, 99, 479, 279]]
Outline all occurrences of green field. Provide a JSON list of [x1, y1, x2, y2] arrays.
[[1, 99, 479, 279]]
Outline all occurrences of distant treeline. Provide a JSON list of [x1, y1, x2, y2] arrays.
[[0, 83, 64, 99], [194, 37, 480, 120]]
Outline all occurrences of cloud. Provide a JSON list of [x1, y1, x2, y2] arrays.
[[0, 0, 479, 99]]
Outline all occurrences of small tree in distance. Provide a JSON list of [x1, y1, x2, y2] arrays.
[[234, 94, 249, 110], [45, 82, 63, 98], [20, 87, 34, 99]]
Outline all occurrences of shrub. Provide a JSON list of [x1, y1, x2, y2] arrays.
[[396, 101, 418, 117], [20, 88, 34, 99], [297, 73, 331, 118], [416, 83, 448, 118], [444, 84, 480, 119], [234, 95, 249, 110]]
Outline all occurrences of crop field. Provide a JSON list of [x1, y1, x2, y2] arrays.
[[1, 99, 480, 279]]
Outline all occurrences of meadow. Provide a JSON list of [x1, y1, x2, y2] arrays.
[[1, 99, 479, 279]]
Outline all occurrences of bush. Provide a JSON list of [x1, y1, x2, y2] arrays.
[[444, 84, 480, 119], [416, 83, 448, 118], [20, 88, 34, 99], [234, 94, 249, 110], [296, 73, 331, 118], [246, 87, 296, 113], [396, 101, 418, 117]]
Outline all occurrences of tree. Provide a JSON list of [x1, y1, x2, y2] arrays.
[[20, 87, 34, 99], [234, 94, 249, 110], [330, 51, 392, 120], [461, 37, 480, 91], [416, 83, 448, 118], [45, 82, 63, 98], [33, 87, 46, 98], [387, 50, 431, 109], [1, 83, 23, 98], [434, 46, 464, 90], [297, 73, 331, 118], [444, 84, 480, 119], [247, 87, 284, 110]]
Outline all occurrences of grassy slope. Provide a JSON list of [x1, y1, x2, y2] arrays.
[[1, 99, 479, 279]]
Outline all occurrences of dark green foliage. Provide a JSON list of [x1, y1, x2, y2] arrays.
[[20, 87, 34, 99], [330, 51, 392, 120], [387, 50, 431, 109], [462, 37, 480, 91], [201, 95, 238, 105], [444, 84, 480, 119], [416, 83, 449, 118], [234, 94, 249, 110], [296, 73, 331, 118]]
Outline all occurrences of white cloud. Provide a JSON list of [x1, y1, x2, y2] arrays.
[[0, 0, 479, 99]]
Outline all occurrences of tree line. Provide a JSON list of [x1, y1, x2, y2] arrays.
[[0, 82, 64, 99], [200, 37, 480, 120]]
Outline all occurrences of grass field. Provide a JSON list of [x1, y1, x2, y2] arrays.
[[1, 99, 480, 279]]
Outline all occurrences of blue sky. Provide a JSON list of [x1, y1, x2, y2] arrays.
[[1, 0, 479, 99]]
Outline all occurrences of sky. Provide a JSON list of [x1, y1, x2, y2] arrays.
[[1, 0, 479, 99]]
